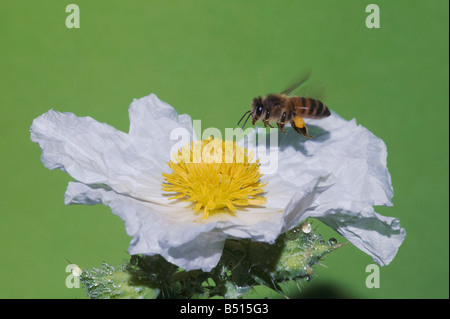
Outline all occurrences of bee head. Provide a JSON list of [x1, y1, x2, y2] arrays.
[[251, 97, 264, 125]]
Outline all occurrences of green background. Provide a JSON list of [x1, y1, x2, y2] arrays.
[[0, 0, 448, 299]]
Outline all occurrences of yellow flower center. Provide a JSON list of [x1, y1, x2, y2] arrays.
[[162, 138, 267, 219]]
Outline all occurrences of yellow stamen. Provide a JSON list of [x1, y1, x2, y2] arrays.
[[162, 137, 267, 219]]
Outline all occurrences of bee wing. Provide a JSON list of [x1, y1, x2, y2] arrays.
[[280, 68, 312, 96], [301, 80, 327, 102]]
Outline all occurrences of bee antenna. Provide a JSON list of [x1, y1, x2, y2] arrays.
[[240, 112, 252, 130], [237, 110, 251, 125]]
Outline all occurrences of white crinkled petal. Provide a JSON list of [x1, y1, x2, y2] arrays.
[[65, 181, 226, 271], [240, 112, 405, 266], [30, 94, 192, 203], [128, 94, 193, 166], [244, 113, 393, 206], [304, 203, 406, 266], [30, 109, 165, 203]]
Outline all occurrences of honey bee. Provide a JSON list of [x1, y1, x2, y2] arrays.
[[238, 73, 331, 137]]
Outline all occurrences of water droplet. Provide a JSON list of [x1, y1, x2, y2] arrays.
[[305, 275, 311, 282], [328, 238, 337, 245], [301, 222, 312, 234]]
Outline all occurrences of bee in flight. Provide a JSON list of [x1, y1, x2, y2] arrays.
[[237, 72, 331, 138]]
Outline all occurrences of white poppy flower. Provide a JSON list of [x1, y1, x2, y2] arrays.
[[30, 94, 405, 272]]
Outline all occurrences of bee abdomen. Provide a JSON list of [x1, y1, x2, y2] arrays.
[[291, 97, 331, 119]]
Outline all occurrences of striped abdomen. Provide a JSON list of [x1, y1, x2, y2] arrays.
[[289, 96, 331, 119]]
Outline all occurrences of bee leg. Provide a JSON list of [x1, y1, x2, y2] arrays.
[[264, 110, 274, 128], [291, 116, 313, 138], [277, 122, 287, 134], [262, 119, 273, 128]]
